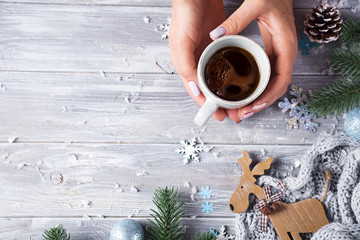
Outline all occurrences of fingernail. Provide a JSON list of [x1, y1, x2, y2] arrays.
[[253, 103, 267, 110], [243, 112, 254, 119], [188, 81, 200, 97], [210, 26, 226, 40]]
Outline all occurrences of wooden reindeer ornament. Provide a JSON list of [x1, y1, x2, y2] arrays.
[[229, 151, 329, 240]]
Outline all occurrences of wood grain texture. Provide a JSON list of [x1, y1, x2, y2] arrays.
[[0, 4, 358, 73], [0, 217, 236, 239], [1, 0, 359, 9], [0, 143, 308, 217], [0, 72, 344, 144]]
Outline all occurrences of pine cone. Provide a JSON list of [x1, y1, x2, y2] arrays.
[[304, 4, 343, 43]]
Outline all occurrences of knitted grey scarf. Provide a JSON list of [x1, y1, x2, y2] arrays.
[[234, 131, 360, 240]]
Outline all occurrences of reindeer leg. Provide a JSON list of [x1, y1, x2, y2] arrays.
[[276, 231, 292, 240], [290, 232, 302, 240]]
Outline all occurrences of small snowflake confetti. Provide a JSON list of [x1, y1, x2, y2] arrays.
[[278, 98, 296, 113], [210, 226, 235, 240], [210, 228, 218, 237], [298, 33, 320, 56], [130, 185, 139, 192], [79, 200, 92, 209], [190, 186, 198, 201], [199, 186, 212, 199], [8, 136, 17, 144], [176, 137, 204, 164], [278, 85, 319, 132], [123, 57, 129, 67], [285, 117, 299, 130], [201, 201, 214, 214], [70, 154, 78, 161], [124, 74, 134, 80], [136, 171, 148, 176], [143, 16, 150, 24], [0, 83, 6, 92], [114, 183, 124, 192], [156, 17, 171, 39]]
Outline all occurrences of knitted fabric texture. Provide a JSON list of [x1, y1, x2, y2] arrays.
[[235, 131, 360, 240]]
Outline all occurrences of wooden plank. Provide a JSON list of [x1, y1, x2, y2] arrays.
[[0, 4, 358, 73], [0, 143, 309, 217], [0, 217, 237, 239], [0, 72, 343, 144], [227, 0, 360, 9], [1, 0, 359, 9]]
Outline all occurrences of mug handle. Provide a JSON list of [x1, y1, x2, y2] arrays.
[[194, 99, 219, 127]]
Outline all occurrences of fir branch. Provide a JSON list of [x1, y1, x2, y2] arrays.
[[191, 232, 217, 240], [309, 77, 360, 116], [147, 186, 185, 240], [331, 46, 360, 78], [42, 225, 70, 240], [341, 19, 360, 44]]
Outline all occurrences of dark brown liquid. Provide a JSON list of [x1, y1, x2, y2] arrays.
[[205, 47, 260, 101]]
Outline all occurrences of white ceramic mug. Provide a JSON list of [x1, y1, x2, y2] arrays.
[[194, 35, 271, 127]]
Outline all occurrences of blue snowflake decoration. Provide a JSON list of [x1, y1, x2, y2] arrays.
[[199, 186, 212, 199], [298, 33, 320, 56], [278, 85, 319, 133], [210, 228, 218, 237], [201, 201, 214, 214], [209, 226, 235, 240]]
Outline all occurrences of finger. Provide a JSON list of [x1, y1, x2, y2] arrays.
[[237, 45, 295, 120], [237, 17, 297, 120], [209, 0, 262, 40], [237, 73, 291, 120], [257, 21, 274, 63], [170, 36, 197, 81], [181, 77, 226, 121], [225, 109, 241, 123], [170, 39, 226, 121]]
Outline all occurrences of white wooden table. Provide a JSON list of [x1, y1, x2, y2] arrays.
[[0, 0, 359, 238]]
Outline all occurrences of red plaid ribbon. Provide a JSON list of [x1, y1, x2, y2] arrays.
[[253, 181, 286, 232]]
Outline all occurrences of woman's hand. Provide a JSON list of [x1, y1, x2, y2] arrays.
[[169, 0, 227, 121], [211, 0, 298, 122]]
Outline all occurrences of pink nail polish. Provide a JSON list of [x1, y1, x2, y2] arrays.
[[188, 81, 200, 97], [253, 103, 267, 110], [210, 26, 226, 40], [243, 112, 254, 119]]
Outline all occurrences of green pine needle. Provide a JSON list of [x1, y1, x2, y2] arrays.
[[331, 46, 360, 78], [341, 19, 360, 44], [309, 77, 360, 116], [147, 186, 185, 240], [190, 232, 217, 240], [42, 225, 70, 240], [309, 19, 360, 116]]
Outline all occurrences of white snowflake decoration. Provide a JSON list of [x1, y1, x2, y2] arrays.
[[278, 85, 319, 132], [156, 17, 171, 39], [176, 137, 203, 164], [210, 226, 235, 240]]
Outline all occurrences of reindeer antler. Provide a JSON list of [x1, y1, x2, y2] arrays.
[[237, 151, 257, 183], [251, 156, 273, 176], [237, 151, 273, 183], [238, 150, 252, 174]]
